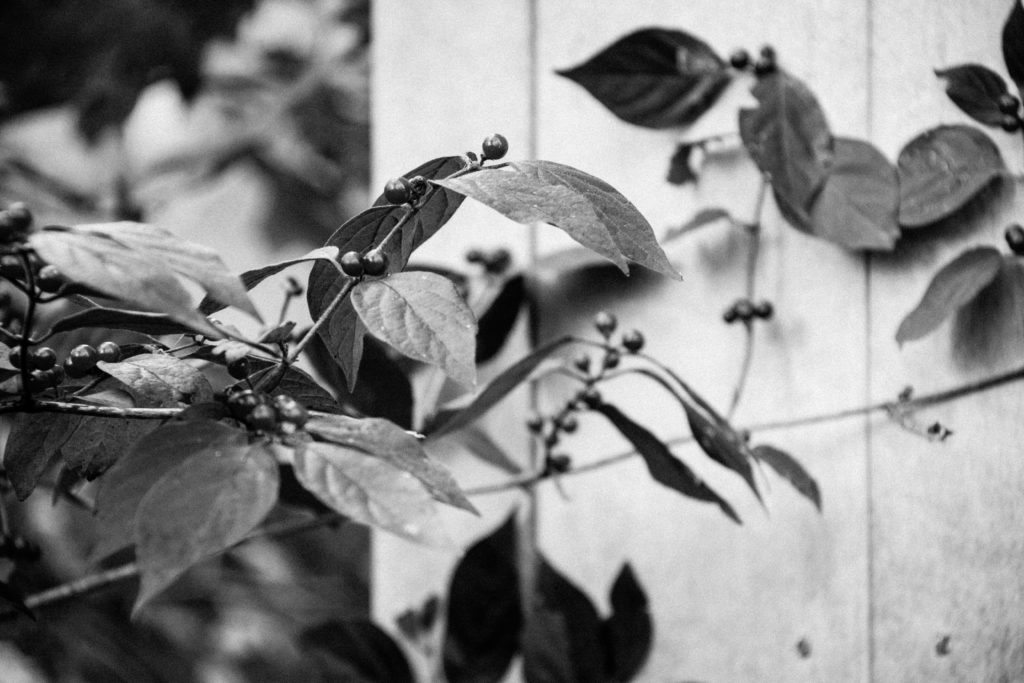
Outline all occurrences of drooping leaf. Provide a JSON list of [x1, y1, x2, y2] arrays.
[[436, 161, 681, 280], [305, 413, 476, 514], [808, 137, 900, 250], [663, 207, 732, 243], [666, 142, 700, 185], [291, 440, 449, 545], [133, 442, 279, 613], [739, 70, 834, 226], [682, 402, 761, 502], [428, 426, 522, 474], [352, 271, 477, 389], [477, 274, 525, 363], [97, 353, 214, 406], [92, 421, 249, 561], [751, 444, 821, 511], [428, 337, 574, 438], [897, 125, 1006, 227], [45, 307, 192, 338], [594, 403, 740, 523], [603, 564, 652, 682], [301, 620, 414, 683], [258, 321, 296, 344], [60, 416, 159, 480], [952, 256, 1024, 368], [1004, 0, 1024, 96], [313, 283, 366, 393], [444, 515, 522, 683], [245, 363, 344, 414], [3, 412, 79, 500], [895, 246, 1003, 344], [935, 64, 1012, 127], [556, 28, 731, 129]]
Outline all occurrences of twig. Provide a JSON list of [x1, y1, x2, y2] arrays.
[[287, 278, 356, 363], [0, 400, 180, 419]]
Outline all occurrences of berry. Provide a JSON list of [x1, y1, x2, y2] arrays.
[[578, 387, 602, 409], [603, 349, 620, 370], [383, 177, 413, 204], [465, 248, 485, 264], [733, 299, 755, 321], [594, 311, 617, 337], [49, 365, 65, 385], [0, 255, 23, 280], [729, 49, 751, 70], [408, 176, 429, 197], [753, 300, 774, 320], [998, 93, 1020, 115], [0, 203, 32, 241], [273, 394, 308, 427], [246, 403, 278, 431], [572, 353, 591, 373], [484, 249, 512, 274], [28, 369, 52, 392], [30, 347, 56, 370], [754, 46, 776, 77], [66, 344, 99, 375], [227, 356, 251, 380], [1006, 224, 1024, 255], [526, 414, 545, 433], [361, 251, 388, 276], [340, 250, 365, 277], [227, 389, 263, 421], [560, 415, 578, 434], [621, 330, 645, 353], [723, 306, 739, 324], [97, 341, 122, 363], [547, 454, 572, 474], [481, 133, 509, 160], [286, 277, 304, 297], [1001, 114, 1021, 132], [36, 265, 63, 293]]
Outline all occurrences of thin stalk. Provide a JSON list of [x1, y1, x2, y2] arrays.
[[287, 278, 356, 364]]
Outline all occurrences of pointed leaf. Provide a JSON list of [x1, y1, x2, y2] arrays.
[[477, 274, 525, 363], [666, 142, 700, 185], [444, 515, 522, 683], [245, 364, 344, 414], [556, 28, 731, 129], [436, 161, 681, 280], [897, 124, 1006, 227], [3, 412, 79, 500], [301, 620, 414, 683], [133, 442, 279, 613], [936, 64, 1011, 127], [664, 207, 732, 243], [45, 307, 192, 337], [603, 564, 652, 682], [291, 440, 449, 545], [752, 444, 821, 511], [896, 246, 1003, 344], [352, 271, 477, 389], [309, 278, 365, 392], [428, 426, 523, 474], [594, 403, 740, 523], [808, 137, 900, 250], [1004, 0, 1024, 96], [952, 256, 1024, 367], [97, 353, 214, 406], [682, 402, 761, 501]]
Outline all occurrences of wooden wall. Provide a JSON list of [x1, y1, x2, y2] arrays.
[[372, 1, 1024, 680]]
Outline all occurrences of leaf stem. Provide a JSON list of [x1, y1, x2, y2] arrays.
[[287, 278, 356, 364], [16, 250, 37, 405]]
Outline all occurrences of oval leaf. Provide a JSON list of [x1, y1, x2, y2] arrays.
[[896, 246, 1003, 344], [751, 444, 821, 511], [476, 274, 525, 363], [936, 64, 1011, 127], [60, 416, 158, 480], [45, 307, 191, 338], [1004, 0, 1024, 96], [664, 207, 732, 243], [556, 28, 731, 129], [683, 402, 761, 502], [897, 124, 1006, 227], [352, 271, 477, 389], [3, 412, 79, 500], [97, 353, 214, 406], [603, 564, 653, 682]]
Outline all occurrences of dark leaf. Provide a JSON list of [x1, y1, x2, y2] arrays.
[[97, 353, 214, 406], [1004, 0, 1024, 95], [739, 70, 834, 224], [60, 416, 158, 480], [556, 28, 731, 129], [133, 442, 279, 613], [259, 321, 296, 344], [897, 124, 1006, 227], [477, 274, 525, 363], [428, 426, 522, 474], [3, 412, 79, 500], [752, 444, 821, 511], [352, 271, 477, 389], [301, 620, 414, 683], [666, 142, 700, 185], [808, 137, 900, 250], [247, 364, 343, 414], [594, 403, 740, 523], [936, 64, 1011, 127], [663, 208, 732, 243], [895, 246, 1003, 344], [45, 307, 192, 338], [682, 402, 761, 502], [436, 161, 681, 280], [428, 337, 574, 438], [444, 515, 522, 683], [603, 564, 652, 682], [0, 580, 34, 620], [952, 256, 1024, 368]]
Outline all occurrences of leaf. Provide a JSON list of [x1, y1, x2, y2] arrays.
[[896, 124, 1006, 227], [0, 580, 34, 621], [739, 70, 834, 224], [936, 64, 1011, 127], [428, 337, 574, 438], [133, 442, 279, 613], [952, 256, 1024, 367], [428, 426, 523, 474], [895, 246, 1003, 344], [808, 138, 900, 250], [258, 321, 296, 344], [666, 142, 700, 185], [28, 227, 221, 337], [436, 161, 681, 280], [291, 440, 449, 545], [352, 271, 477, 389], [752, 444, 821, 511], [444, 515, 522, 683], [594, 403, 740, 523], [305, 413, 476, 514], [60, 417, 158, 480], [45, 307, 192, 338], [556, 28, 731, 129], [663, 207, 732, 243], [92, 421, 249, 561], [3, 412, 79, 500], [603, 564, 652, 682], [301, 620, 414, 683], [97, 353, 214, 406], [682, 402, 761, 502], [1004, 0, 1024, 96], [246, 364, 343, 414], [477, 274, 525, 363]]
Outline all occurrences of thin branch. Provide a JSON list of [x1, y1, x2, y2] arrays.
[[0, 400, 180, 419], [287, 278, 356, 363]]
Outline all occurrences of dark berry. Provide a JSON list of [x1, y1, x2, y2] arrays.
[[408, 176, 429, 198], [729, 49, 751, 70], [273, 394, 308, 427], [227, 356, 251, 380], [603, 349, 620, 369], [753, 300, 774, 320], [0, 203, 32, 241], [754, 57, 776, 77], [340, 250, 365, 277], [465, 248, 485, 264], [547, 454, 572, 474], [481, 133, 509, 160], [49, 365, 65, 385], [1001, 114, 1021, 132], [594, 311, 617, 337], [579, 387, 602, 409], [526, 414, 545, 433], [733, 299, 755, 321], [560, 415, 578, 433], [227, 389, 263, 421], [723, 306, 739, 324], [0, 255, 23, 280], [30, 347, 56, 370], [573, 353, 591, 373], [484, 249, 512, 274], [999, 93, 1020, 115], [621, 330, 645, 353], [36, 265, 63, 293], [361, 251, 388, 276], [1007, 224, 1024, 255], [97, 341, 121, 363], [67, 344, 99, 374], [383, 177, 413, 204], [28, 369, 51, 392], [246, 403, 278, 431]]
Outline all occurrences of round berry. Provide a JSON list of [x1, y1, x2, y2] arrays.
[[1006, 224, 1024, 255], [733, 299, 755, 321], [49, 365, 65, 386], [36, 265, 63, 293], [383, 177, 413, 204], [754, 57, 776, 77], [408, 176, 429, 198], [573, 353, 591, 374], [361, 251, 388, 276], [0, 203, 32, 241], [340, 250, 365, 277], [67, 344, 99, 374], [603, 349, 620, 370], [547, 454, 572, 474], [97, 341, 121, 363], [227, 389, 263, 421], [246, 403, 278, 431], [999, 93, 1020, 115], [621, 330, 645, 353], [560, 415, 578, 434], [481, 133, 509, 160], [30, 347, 56, 370], [594, 311, 617, 337], [526, 414, 545, 433], [723, 306, 739, 324], [273, 394, 308, 428], [484, 249, 512, 274], [753, 300, 774, 320], [0, 255, 23, 280], [465, 248, 485, 264], [729, 49, 751, 70], [227, 356, 251, 380], [28, 369, 52, 392], [1001, 114, 1021, 132]]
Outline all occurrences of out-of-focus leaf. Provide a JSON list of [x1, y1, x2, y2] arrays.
[[301, 620, 414, 683], [808, 137, 900, 250], [60, 417, 158, 480], [428, 425, 522, 474], [477, 274, 525, 363], [603, 564, 652, 682], [436, 161, 681, 280], [936, 64, 1011, 127], [594, 403, 740, 523], [682, 403, 760, 502], [44, 307, 191, 338], [97, 353, 213, 406], [663, 207, 732, 243], [352, 271, 477, 389], [133, 442, 279, 613], [1004, 0, 1024, 96], [751, 444, 821, 511], [952, 256, 1024, 368], [444, 515, 521, 683], [3, 412, 79, 500], [666, 142, 700, 185], [896, 246, 1003, 344], [556, 28, 731, 129], [0, 580, 34, 621], [896, 125, 1005, 227]]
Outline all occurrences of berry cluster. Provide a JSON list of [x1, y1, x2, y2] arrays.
[[0, 203, 33, 245], [8, 341, 121, 392], [998, 93, 1022, 133], [227, 389, 309, 433], [729, 45, 776, 77], [465, 247, 512, 274], [723, 298, 773, 324], [338, 249, 389, 278]]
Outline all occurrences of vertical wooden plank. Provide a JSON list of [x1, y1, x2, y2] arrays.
[[869, 2, 1024, 680], [533, 2, 872, 680]]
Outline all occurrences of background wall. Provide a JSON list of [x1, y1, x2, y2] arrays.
[[372, 1, 1024, 681]]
